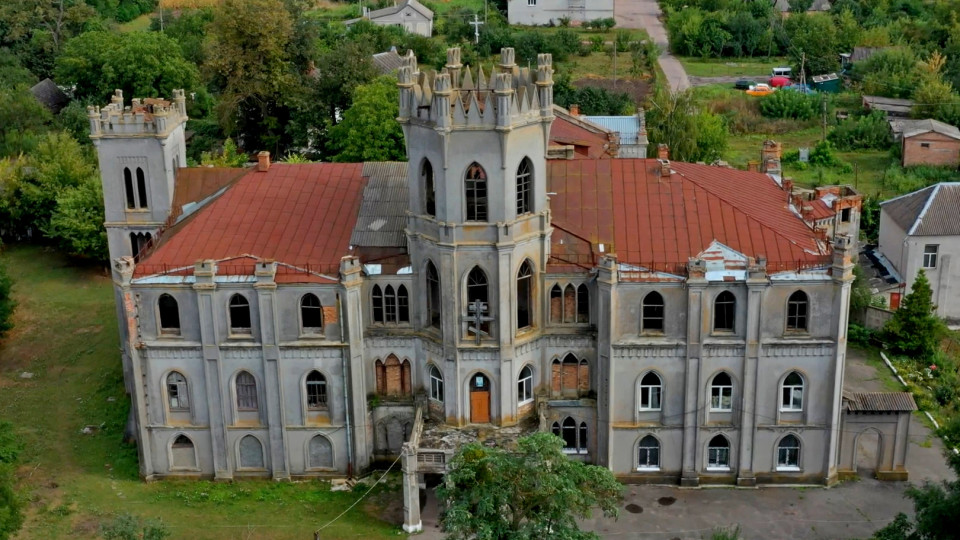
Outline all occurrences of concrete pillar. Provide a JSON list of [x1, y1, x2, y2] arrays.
[[115, 257, 155, 479], [192, 260, 231, 480], [498, 242, 515, 426], [682, 258, 707, 486], [738, 258, 767, 487], [255, 261, 290, 480], [401, 444, 422, 533], [825, 235, 855, 484], [595, 255, 618, 468], [341, 256, 371, 472]]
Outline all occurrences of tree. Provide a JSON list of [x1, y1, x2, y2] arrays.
[[872, 451, 960, 540], [55, 31, 200, 104], [0, 84, 52, 157], [0, 0, 96, 77], [0, 265, 14, 340], [437, 432, 622, 540], [0, 422, 23, 539], [329, 77, 406, 163], [646, 86, 727, 163], [855, 47, 921, 100], [788, 0, 814, 13], [883, 269, 943, 359], [783, 13, 840, 77], [204, 0, 296, 155], [44, 175, 107, 260]]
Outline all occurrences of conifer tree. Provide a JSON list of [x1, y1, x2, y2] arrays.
[[883, 269, 942, 358]]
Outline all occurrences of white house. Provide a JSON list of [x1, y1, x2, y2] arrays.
[[508, 0, 613, 26], [346, 0, 433, 37]]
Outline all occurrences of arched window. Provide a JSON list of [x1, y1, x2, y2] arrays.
[[136, 167, 148, 208], [710, 372, 732, 412], [171, 434, 196, 469], [777, 435, 801, 470], [641, 292, 664, 333], [551, 421, 561, 438], [577, 284, 589, 323], [229, 294, 251, 334], [123, 167, 135, 209], [549, 285, 563, 323], [377, 355, 411, 396], [236, 371, 258, 411], [516, 157, 532, 215], [518, 365, 533, 404], [562, 416, 577, 450], [786, 291, 808, 331], [238, 435, 264, 468], [429, 365, 444, 402], [563, 284, 576, 322], [714, 291, 736, 332], [167, 372, 189, 411], [707, 435, 730, 469], [300, 293, 323, 333], [384, 285, 397, 323], [306, 371, 327, 410], [637, 435, 660, 469], [422, 159, 436, 217], [561, 354, 579, 395], [372, 285, 384, 323], [517, 261, 533, 330], [397, 285, 409, 323], [309, 435, 333, 469], [639, 372, 661, 411], [158, 294, 180, 335], [781, 372, 804, 411], [426, 261, 441, 329], [466, 267, 490, 337], [130, 232, 152, 259], [465, 162, 487, 221]]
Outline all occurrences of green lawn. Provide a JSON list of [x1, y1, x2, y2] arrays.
[[678, 56, 788, 78], [0, 245, 400, 539]]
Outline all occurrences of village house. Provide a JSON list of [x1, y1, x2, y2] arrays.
[[89, 47, 923, 532], [890, 119, 960, 168], [507, 0, 613, 26], [346, 0, 433, 37]]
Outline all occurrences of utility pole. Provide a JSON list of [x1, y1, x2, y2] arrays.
[[821, 94, 828, 142], [470, 13, 484, 45], [613, 40, 617, 90]]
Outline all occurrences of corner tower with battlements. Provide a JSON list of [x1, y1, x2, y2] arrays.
[[398, 47, 557, 427]]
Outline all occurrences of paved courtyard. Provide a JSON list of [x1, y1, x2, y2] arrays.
[[416, 348, 954, 539]]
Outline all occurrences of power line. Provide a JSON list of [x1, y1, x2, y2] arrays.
[[312, 454, 401, 538]]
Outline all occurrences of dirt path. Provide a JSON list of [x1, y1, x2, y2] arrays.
[[688, 75, 768, 87], [613, 0, 690, 91]]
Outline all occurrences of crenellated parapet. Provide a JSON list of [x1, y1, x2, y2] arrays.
[[397, 47, 554, 130], [88, 89, 188, 140]]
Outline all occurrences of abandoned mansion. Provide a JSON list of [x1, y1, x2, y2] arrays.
[[90, 47, 908, 495]]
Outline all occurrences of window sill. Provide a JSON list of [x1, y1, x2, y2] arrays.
[[779, 408, 803, 413], [636, 466, 660, 472], [518, 398, 534, 406], [429, 397, 443, 404], [169, 467, 202, 473], [706, 466, 730, 472], [159, 331, 182, 338], [638, 408, 661, 412], [228, 332, 253, 339], [298, 332, 325, 340], [776, 466, 801, 472], [562, 449, 588, 455], [709, 408, 733, 413], [307, 407, 329, 412]]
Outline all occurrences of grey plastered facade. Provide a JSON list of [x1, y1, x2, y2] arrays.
[[507, 0, 614, 25], [95, 48, 910, 497]]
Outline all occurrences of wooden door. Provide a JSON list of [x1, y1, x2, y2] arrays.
[[470, 374, 490, 424]]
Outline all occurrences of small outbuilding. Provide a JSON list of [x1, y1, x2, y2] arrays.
[[346, 0, 433, 37], [889, 118, 960, 168], [838, 392, 917, 481], [811, 73, 841, 93], [862, 95, 914, 119], [30, 78, 70, 114]]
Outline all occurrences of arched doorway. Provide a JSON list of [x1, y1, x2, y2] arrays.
[[855, 429, 882, 478], [469, 373, 491, 424]]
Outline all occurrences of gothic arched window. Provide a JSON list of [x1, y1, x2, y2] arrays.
[[426, 261, 441, 329], [136, 167, 148, 208], [372, 285, 384, 323], [465, 162, 488, 221], [306, 370, 327, 410], [158, 294, 180, 335], [639, 372, 661, 411], [708, 435, 730, 469], [236, 371, 258, 411], [516, 157, 532, 215], [397, 285, 409, 323], [466, 267, 490, 336], [167, 371, 189, 411], [384, 285, 397, 323], [517, 261, 534, 330], [300, 293, 323, 333], [123, 167, 135, 209], [422, 159, 436, 217]]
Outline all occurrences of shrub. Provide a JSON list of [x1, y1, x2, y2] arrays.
[[589, 36, 605, 52], [0, 264, 13, 339], [848, 323, 875, 347], [100, 513, 170, 540], [758, 91, 818, 120], [808, 140, 842, 167], [828, 111, 892, 150]]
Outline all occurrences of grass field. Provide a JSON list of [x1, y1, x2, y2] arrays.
[[678, 56, 788, 78], [118, 14, 153, 32], [0, 245, 400, 539]]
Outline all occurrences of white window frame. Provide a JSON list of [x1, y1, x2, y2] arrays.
[[707, 439, 730, 471], [637, 436, 660, 471], [780, 373, 804, 412], [776, 436, 801, 471], [710, 375, 733, 412], [518, 366, 533, 405], [638, 372, 662, 411], [429, 366, 444, 402], [923, 244, 938, 269]]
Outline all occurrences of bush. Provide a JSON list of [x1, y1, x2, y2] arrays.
[[828, 111, 892, 150], [808, 139, 842, 167], [99, 513, 170, 540], [758, 91, 818, 120], [848, 323, 876, 347]]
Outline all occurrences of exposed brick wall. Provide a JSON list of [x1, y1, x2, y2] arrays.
[[902, 134, 960, 167], [562, 362, 578, 394], [552, 361, 561, 393], [322, 305, 338, 324], [578, 362, 590, 395]]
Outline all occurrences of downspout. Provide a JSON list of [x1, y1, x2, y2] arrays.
[[338, 292, 355, 477]]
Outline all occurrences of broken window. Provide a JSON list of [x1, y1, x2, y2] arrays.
[[713, 291, 735, 332], [300, 293, 323, 333], [786, 291, 808, 331], [641, 291, 664, 333], [422, 159, 436, 217], [637, 435, 660, 469], [516, 157, 532, 215], [306, 371, 327, 410], [236, 371, 258, 411], [158, 294, 180, 335], [517, 261, 534, 330], [167, 371, 189, 411], [465, 162, 488, 221], [427, 261, 441, 329], [229, 294, 251, 334]]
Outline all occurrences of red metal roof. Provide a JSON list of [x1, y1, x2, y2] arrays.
[[805, 199, 835, 221], [137, 163, 367, 282], [549, 114, 615, 159], [547, 159, 828, 273]]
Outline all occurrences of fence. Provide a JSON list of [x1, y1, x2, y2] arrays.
[[851, 306, 895, 330]]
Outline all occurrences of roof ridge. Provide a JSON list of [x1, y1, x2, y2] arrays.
[[672, 165, 823, 256], [909, 183, 942, 235]]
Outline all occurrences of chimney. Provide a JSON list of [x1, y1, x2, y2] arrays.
[[760, 140, 782, 173], [657, 143, 669, 160], [257, 151, 270, 172], [747, 160, 759, 172], [659, 159, 671, 178], [783, 179, 794, 194], [569, 104, 580, 116]]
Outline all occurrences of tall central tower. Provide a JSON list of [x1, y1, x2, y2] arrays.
[[398, 47, 555, 426]]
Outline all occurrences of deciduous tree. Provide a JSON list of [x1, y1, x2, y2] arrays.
[[329, 77, 405, 163], [437, 432, 622, 540], [872, 451, 960, 540], [44, 175, 107, 261]]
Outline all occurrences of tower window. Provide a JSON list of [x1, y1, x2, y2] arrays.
[[465, 162, 488, 221], [136, 167, 148, 209], [124, 167, 136, 209], [306, 370, 327, 409], [641, 292, 664, 333], [466, 267, 490, 337], [422, 159, 435, 217], [516, 158, 532, 215], [426, 261, 441, 329], [300, 293, 323, 333], [786, 291, 808, 331], [158, 294, 180, 335], [229, 294, 252, 334], [517, 260, 534, 330]]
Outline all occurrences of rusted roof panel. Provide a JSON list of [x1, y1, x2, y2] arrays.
[[137, 163, 367, 281], [170, 167, 250, 224], [844, 392, 917, 412], [350, 162, 409, 248]]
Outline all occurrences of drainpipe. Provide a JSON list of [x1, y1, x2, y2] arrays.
[[339, 292, 354, 477]]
